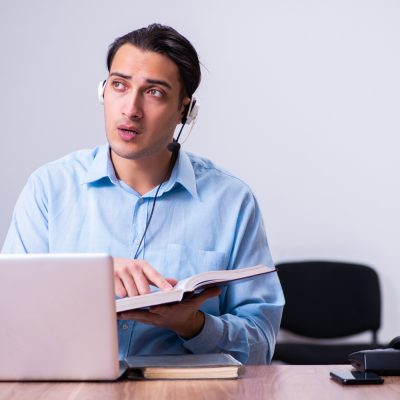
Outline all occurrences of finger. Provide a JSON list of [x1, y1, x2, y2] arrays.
[[190, 287, 221, 306], [117, 309, 148, 320], [166, 278, 178, 287], [117, 312, 130, 320], [119, 269, 138, 297], [130, 265, 152, 295], [140, 260, 173, 290], [150, 287, 221, 316], [114, 275, 127, 298], [147, 277, 177, 289], [148, 305, 170, 315], [118, 310, 163, 326]]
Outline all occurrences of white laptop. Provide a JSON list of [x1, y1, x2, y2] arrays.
[[0, 253, 123, 381]]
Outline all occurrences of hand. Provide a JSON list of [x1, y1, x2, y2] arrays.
[[118, 287, 221, 339], [113, 258, 178, 297]]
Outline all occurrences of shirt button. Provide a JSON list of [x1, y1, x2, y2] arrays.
[[122, 323, 129, 331]]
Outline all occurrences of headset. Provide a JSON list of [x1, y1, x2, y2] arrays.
[[167, 96, 198, 153]]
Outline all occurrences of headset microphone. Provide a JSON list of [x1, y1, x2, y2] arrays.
[[167, 140, 181, 153], [168, 97, 198, 153]]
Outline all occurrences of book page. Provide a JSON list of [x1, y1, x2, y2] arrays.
[[174, 265, 275, 293]]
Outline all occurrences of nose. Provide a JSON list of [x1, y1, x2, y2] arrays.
[[122, 90, 143, 120]]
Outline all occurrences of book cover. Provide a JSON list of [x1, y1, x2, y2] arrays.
[[124, 353, 244, 380]]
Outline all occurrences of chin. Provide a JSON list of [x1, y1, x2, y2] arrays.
[[110, 142, 169, 162], [107, 132, 172, 161], [111, 145, 144, 161]]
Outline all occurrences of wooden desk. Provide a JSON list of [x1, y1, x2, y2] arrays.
[[1, 365, 399, 400]]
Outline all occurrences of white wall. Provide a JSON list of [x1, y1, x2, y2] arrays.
[[1, 0, 399, 343]]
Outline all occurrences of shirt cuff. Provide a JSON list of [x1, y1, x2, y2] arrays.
[[182, 313, 224, 353]]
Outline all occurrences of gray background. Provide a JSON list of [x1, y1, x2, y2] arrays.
[[1, 0, 399, 344]]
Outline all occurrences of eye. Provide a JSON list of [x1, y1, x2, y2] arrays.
[[111, 81, 126, 91], [148, 88, 163, 98]]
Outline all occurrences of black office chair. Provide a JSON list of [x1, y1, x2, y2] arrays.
[[273, 261, 382, 364]]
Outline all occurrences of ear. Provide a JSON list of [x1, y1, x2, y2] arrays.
[[178, 97, 191, 124]]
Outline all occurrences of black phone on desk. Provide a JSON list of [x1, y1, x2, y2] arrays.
[[330, 370, 384, 385]]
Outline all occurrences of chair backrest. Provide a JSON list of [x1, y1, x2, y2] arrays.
[[277, 261, 381, 340]]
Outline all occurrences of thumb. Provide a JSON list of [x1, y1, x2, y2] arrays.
[[192, 286, 221, 306]]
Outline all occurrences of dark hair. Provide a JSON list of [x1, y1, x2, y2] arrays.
[[107, 23, 201, 99]]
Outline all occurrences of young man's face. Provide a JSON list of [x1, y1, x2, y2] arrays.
[[104, 43, 188, 162]]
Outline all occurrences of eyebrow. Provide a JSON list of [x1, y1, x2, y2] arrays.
[[109, 72, 172, 90], [146, 78, 172, 90], [109, 72, 131, 80]]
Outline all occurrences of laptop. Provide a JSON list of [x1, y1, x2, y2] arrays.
[[0, 253, 123, 381]]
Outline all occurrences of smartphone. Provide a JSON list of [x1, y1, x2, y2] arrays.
[[330, 370, 384, 385]]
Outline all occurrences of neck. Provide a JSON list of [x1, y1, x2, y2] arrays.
[[111, 149, 175, 195]]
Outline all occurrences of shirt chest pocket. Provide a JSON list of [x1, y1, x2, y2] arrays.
[[165, 243, 228, 281]]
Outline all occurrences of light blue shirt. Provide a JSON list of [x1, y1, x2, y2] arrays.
[[2, 144, 284, 364]]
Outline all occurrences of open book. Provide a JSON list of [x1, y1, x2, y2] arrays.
[[116, 264, 275, 312], [124, 353, 244, 380]]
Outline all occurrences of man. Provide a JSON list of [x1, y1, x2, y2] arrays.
[[2, 24, 284, 364]]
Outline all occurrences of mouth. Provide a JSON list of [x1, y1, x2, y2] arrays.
[[117, 125, 141, 141]]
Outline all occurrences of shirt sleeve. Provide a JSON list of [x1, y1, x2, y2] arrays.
[[2, 172, 49, 253], [182, 191, 285, 364]]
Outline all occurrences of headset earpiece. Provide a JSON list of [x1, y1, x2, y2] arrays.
[[182, 97, 199, 125], [98, 80, 106, 105]]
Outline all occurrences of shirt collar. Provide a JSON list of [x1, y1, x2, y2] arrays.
[[79, 144, 118, 185], [163, 150, 198, 199], [80, 144, 198, 199]]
